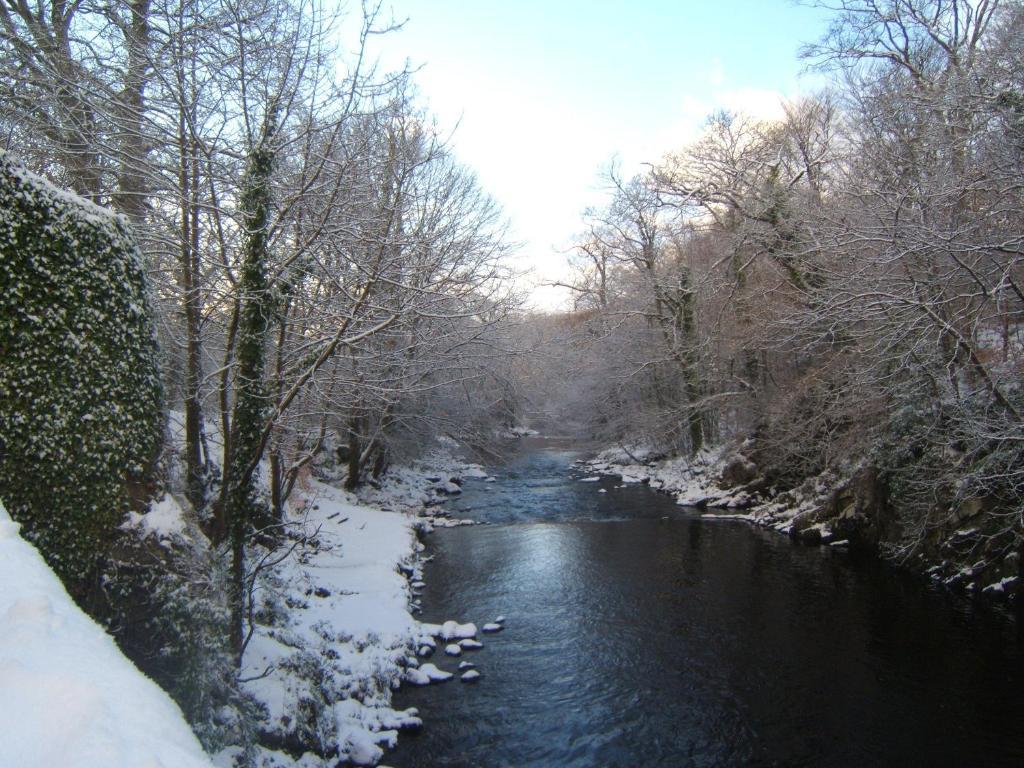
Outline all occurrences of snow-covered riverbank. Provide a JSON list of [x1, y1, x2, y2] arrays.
[[223, 479, 424, 767], [0, 435, 500, 768], [583, 444, 761, 510], [220, 446, 493, 768], [584, 443, 838, 535], [583, 443, 1020, 602]]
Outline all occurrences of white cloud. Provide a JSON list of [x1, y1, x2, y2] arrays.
[[396, 49, 817, 311]]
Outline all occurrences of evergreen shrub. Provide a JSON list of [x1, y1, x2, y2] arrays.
[[0, 151, 163, 591]]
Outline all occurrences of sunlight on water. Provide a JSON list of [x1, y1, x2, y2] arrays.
[[391, 441, 1024, 768]]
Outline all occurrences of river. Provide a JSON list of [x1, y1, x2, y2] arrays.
[[388, 438, 1024, 767]]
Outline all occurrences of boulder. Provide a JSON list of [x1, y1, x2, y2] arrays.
[[719, 455, 758, 488], [954, 497, 988, 524], [434, 481, 463, 496], [832, 465, 891, 549]]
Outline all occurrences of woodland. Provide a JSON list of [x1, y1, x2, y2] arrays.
[[0, 0, 1021, 765]]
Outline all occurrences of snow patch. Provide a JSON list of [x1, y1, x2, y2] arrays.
[[0, 499, 214, 768], [982, 576, 1019, 594], [121, 493, 189, 542]]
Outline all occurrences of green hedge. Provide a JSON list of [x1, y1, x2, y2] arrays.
[[0, 152, 163, 589]]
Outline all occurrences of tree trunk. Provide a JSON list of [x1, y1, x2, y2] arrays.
[[113, 0, 152, 222], [179, 72, 205, 510], [222, 125, 276, 663], [270, 450, 283, 521], [345, 415, 362, 490]]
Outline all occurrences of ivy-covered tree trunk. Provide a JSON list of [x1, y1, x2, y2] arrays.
[[179, 96, 205, 511], [221, 128, 276, 662]]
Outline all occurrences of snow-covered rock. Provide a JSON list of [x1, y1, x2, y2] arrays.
[[404, 669, 432, 686], [420, 663, 453, 682], [444, 643, 462, 656], [435, 620, 477, 640], [434, 481, 463, 495], [982, 576, 1019, 594], [405, 662, 454, 686], [460, 669, 482, 682], [481, 622, 503, 633]]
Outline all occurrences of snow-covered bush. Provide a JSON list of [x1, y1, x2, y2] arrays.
[[0, 151, 163, 592]]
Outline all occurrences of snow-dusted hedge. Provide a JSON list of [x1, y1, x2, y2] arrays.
[[0, 152, 163, 588]]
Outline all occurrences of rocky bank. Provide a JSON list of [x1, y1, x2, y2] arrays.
[[586, 442, 1022, 603]]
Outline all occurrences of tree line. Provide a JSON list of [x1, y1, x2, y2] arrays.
[[0, 0, 521, 738], [558, 0, 1023, 560]]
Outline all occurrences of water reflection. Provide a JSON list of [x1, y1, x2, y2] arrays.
[[391, 441, 1024, 767]]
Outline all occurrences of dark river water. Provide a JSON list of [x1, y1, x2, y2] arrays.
[[389, 438, 1024, 768]]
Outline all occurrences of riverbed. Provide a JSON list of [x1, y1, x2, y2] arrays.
[[390, 438, 1024, 767]]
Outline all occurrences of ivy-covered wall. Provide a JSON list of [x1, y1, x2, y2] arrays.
[[0, 151, 163, 591]]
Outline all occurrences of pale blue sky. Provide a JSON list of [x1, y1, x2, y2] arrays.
[[364, 1, 832, 307]]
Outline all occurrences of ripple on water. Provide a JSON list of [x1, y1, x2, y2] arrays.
[[391, 442, 1024, 768]]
